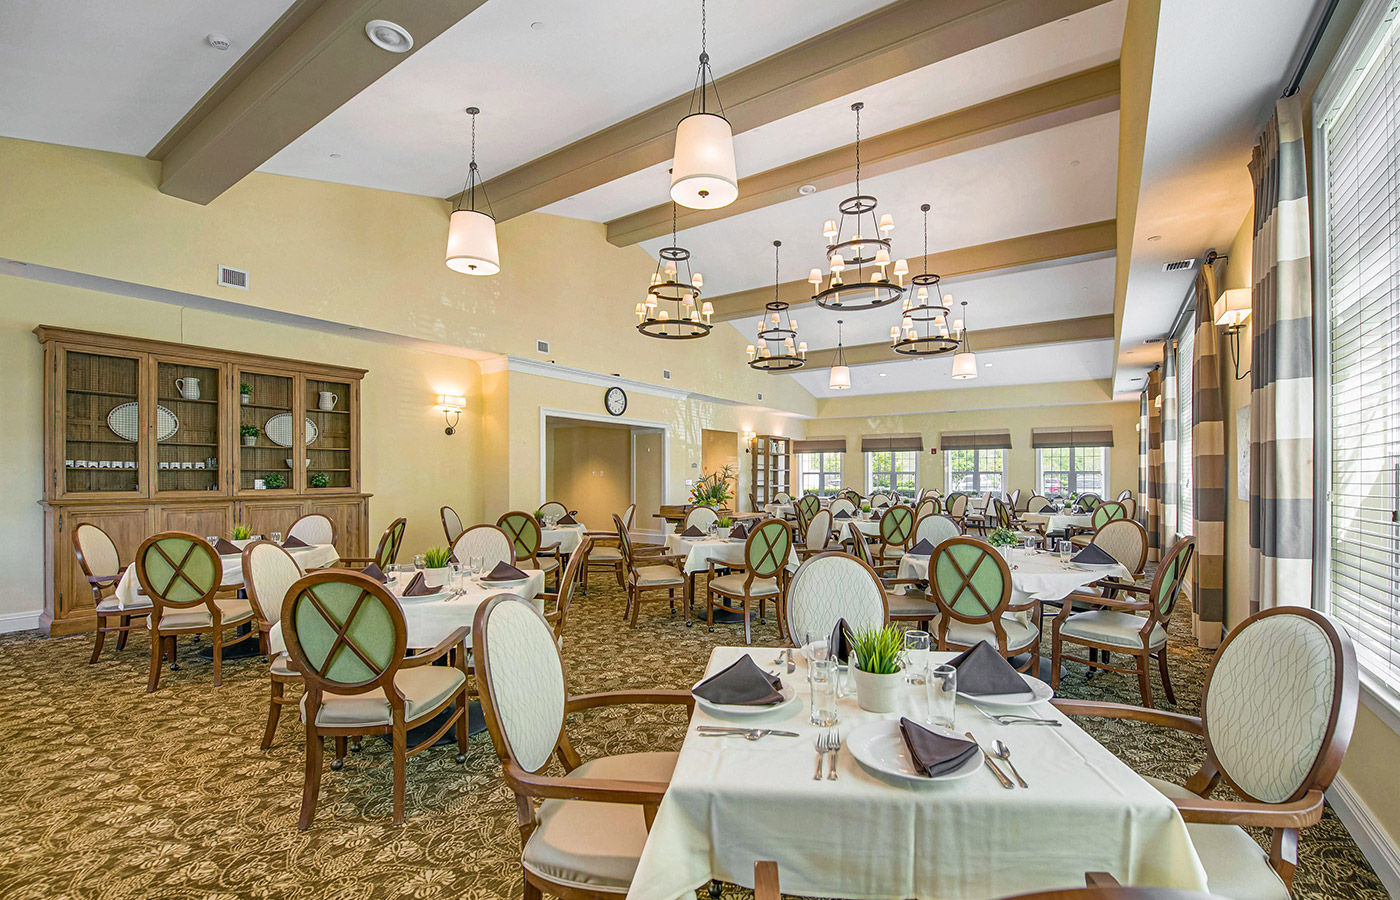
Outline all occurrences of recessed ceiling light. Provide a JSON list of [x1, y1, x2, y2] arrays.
[[206, 33, 231, 51], [1147, 234, 1162, 242], [365, 19, 413, 53], [530, 21, 546, 30], [878, 372, 887, 377], [329, 153, 341, 159], [984, 362, 993, 367], [1145, 337, 1163, 344], [1131, 376, 1142, 381], [798, 184, 817, 195]]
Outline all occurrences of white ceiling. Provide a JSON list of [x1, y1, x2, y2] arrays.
[[0, 0, 295, 155]]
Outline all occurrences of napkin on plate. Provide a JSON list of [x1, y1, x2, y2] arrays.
[[1044, 505, 1062, 514], [692, 655, 784, 706], [281, 535, 310, 549], [681, 525, 706, 538], [907, 538, 937, 556], [899, 717, 980, 777], [828, 617, 854, 664], [213, 538, 242, 556], [557, 513, 578, 525], [401, 571, 442, 597], [361, 563, 388, 583], [481, 561, 528, 582], [1073, 543, 1118, 566], [947, 642, 1034, 697], [729, 522, 748, 540], [834, 510, 852, 520]]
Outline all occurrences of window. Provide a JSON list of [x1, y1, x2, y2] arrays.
[[1037, 446, 1109, 496], [1177, 323, 1195, 536], [866, 450, 918, 494], [797, 451, 843, 496], [1319, 2, 1400, 696], [945, 449, 1004, 495]]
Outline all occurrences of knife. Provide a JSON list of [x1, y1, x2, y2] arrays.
[[696, 726, 801, 737], [966, 731, 1015, 789]]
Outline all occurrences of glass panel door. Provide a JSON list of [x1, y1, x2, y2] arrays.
[[154, 358, 224, 495], [236, 369, 298, 494], [61, 349, 144, 496], [305, 376, 353, 491]]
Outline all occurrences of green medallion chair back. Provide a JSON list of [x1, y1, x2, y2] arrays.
[[829, 497, 856, 519], [287, 513, 336, 547], [930, 536, 1040, 672], [1052, 535, 1195, 708], [1053, 606, 1356, 896], [242, 539, 305, 749], [497, 511, 561, 586], [73, 521, 147, 664], [875, 504, 915, 566], [684, 505, 719, 532], [136, 531, 255, 691], [612, 514, 687, 627], [784, 551, 888, 647], [1079, 493, 1101, 510], [1091, 501, 1128, 530], [282, 569, 469, 829], [451, 524, 515, 571], [1026, 495, 1053, 513], [706, 518, 791, 644], [440, 505, 464, 544], [338, 517, 407, 570], [914, 513, 961, 547], [838, 488, 862, 507], [797, 493, 821, 520]]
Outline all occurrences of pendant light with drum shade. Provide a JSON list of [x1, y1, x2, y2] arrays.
[[635, 204, 713, 340], [747, 241, 806, 371], [445, 108, 500, 275], [829, 320, 852, 390], [891, 204, 960, 357], [670, 0, 737, 210], [950, 301, 978, 379]]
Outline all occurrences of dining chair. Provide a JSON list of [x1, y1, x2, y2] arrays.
[[796, 493, 821, 521], [945, 492, 969, 529], [1008, 488, 1022, 511], [797, 508, 834, 560], [582, 516, 627, 590], [440, 505, 464, 544], [1121, 496, 1138, 520], [875, 504, 915, 567], [473, 594, 693, 899], [992, 499, 1041, 544], [1052, 535, 1195, 708], [72, 522, 148, 663], [1055, 606, 1358, 898], [136, 532, 255, 692], [705, 519, 791, 644], [919, 487, 942, 500], [538, 500, 571, 520], [1087, 519, 1149, 578], [754, 863, 1226, 900], [613, 514, 688, 627], [287, 513, 336, 547], [1070, 500, 1129, 547], [242, 540, 305, 749], [542, 538, 589, 644], [829, 497, 856, 519], [451, 524, 516, 572], [929, 536, 1040, 673], [838, 488, 862, 507], [684, 505, 719, 533], [338, 517, 406, 570], [784, 551, 889, 646], [913, 513, 961, 547], [497, 511, 562, 589], [1116, 488, 1133, 502], [1079, 493, 1102, 510], [868, 491, 890, 508], [1026, 495, 1053, 513], [845, 520, 898, 581], [773, 491, 793, 504], [281, 570, 469, 829]]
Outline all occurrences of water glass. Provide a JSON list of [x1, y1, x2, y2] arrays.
[[413, 554, 426, 572], [469, 555, 484, 577], [925, 664, 957, 730], [1057, 539, 1073, 567], [205, 535, 218, 547], [809, 657, 840, 727], [903, 630, 931, 684], [270, 531, 283, 545], [385, 564, 403, 590], [450, 563, 463, 591], [1023, 536, 1038, 554]]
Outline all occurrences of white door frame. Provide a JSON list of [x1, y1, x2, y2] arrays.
[[538, 407, 670, 511]]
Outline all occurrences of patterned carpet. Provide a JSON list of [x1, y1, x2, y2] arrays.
[[0, 572, 1389, 900]]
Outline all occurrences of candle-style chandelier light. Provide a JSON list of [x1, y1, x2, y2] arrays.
[[950, 300, 979, 380], [747, 240, 806, 371], [809, 102, 907, 311], [891, 203, 960, 356], [635, 205, 713, 340]]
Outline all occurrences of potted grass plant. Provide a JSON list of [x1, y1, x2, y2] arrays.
[[240, 424, 259, 446], [422, 546, 453, 587], [988, 527, 1017, 561], [847, 624, 906, 713], [231, 524, 253, 550]]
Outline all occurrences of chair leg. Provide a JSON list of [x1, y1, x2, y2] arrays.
[[1136, 653, 1155, 709], [332, 736, 348, 770], [1050, 631, 1062, 691], [392, 722, 408, 826], [211, 628, 223, 687], [262, 680, 284, 750], [456, 688, 469, 763], [146, 629, 163, 692], [742, 599, 752, 646], [298, 727, 323, 830], [1157, 650, 1176, 705], [90, 616, 107, 664], [615, 562, 625, 588], [115, 615, 132, 651], [524, 875, 543, 900], [629, 589, 641, 627]]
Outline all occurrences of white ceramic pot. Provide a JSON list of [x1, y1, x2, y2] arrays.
[[851, 667, 902, 714], [231, 539, 252, 550], [243, 436, 257, 447], [175, 377, 201, 399], [423, 567, 451, 588], [241, 393, 251, 404]]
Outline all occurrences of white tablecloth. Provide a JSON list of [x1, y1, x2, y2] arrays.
[[627, 647, 1208, 900], [113, 543, 340, 609], [764, 503, 795, 518], [541, 523, 588, 555], [834, 517, 880, 543], [1022, 512, 1094, 534], [896, 549, 1129, 604], [268, 568, 545, 655], [665, 535, 799, 576]]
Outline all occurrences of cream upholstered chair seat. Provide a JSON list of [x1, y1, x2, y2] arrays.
[[632, 564, 685, 587], [885, 591, 940, 621], [707, 573, 778, 596], [1060, 610, 1168, 650], [97, 594, 151, 613], [303, 666, 467, 728], [588, 545, 623, 561], [269, 652, 296, 677], [152, 595, 254, 630], [522, 750, 680, 892], [1143, 775, 1289, 900], [943, 614, 1039, 652]]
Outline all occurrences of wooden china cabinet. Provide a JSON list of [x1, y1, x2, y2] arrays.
[[751, 434, 791, 508], [35, 326, 371, 636]]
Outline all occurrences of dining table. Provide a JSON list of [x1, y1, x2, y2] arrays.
[[834, 516, 881, 543], [540, 521, 589, 555], [112, 541, 341, 609], [664, 533, 800, 624], [895, 548, 1130, 608], [1021, 511, 1094, 535], [626, 646, 1209, 900]]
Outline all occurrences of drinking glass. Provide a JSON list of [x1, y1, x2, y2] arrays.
[[809, 657, 840, 727], [903, 630, 931, 684], [270, 532, 283, 545], [450, 563, 463, 591], [413, 554, 426, 572], [469, 555, 484, 577], [1058, 539, 1073, 567], [1023, 536, 1038, 555], [925, 664, 957, 730], [205, 535, 218, 547], [386, 564, 403, 590]]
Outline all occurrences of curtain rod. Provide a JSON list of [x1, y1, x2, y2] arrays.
[[1284, 0, 1341, 97]]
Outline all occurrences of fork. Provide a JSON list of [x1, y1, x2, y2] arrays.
[[813, 734, 826, 780], [975, 706, 1062, 726], [825, 727, 841, 780]]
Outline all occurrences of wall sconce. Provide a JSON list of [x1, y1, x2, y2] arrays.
[[1213, 287, 1252, 380], [741, 427, 755, 452], [1154, 393, 1162, 410], [436, 394, 466, 435]]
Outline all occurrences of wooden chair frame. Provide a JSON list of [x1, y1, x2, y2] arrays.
[[542, 537, 590, 642], [282, 570, 469, 829], [338, 517, 406, 569], [440, 505, 464, 545], [498, 511, 562, 590], [287, 513, 338, 548], [242, 539, 305, 749], [538, 500, 573, 520], [706, 519, 791, 644], [875, 504, 915, 567], [473, 595, 694, 900], [72, 522, 144, 663], [930, 536, 1040, 673], [450, 524, 518, 571], [613, 514, 688, 627], [797, 509, 834, 560]]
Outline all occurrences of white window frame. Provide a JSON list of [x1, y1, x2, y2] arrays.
[[797, 451, 843, 497], [944, 448, 1005, 495], [865, 450, 918, 495], [1036, 446, 1110, 497]]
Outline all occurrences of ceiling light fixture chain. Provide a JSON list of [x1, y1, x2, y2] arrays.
[[890, 202, 958, 357], [636, 203, 713, 340], [444, 106, 500, 275], [747, 240, 806, 371]]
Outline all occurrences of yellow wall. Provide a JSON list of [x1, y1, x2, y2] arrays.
[[546, 424, 633, 530]]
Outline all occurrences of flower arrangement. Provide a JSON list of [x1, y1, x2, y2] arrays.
[[423, 546, 452, 569], [689, 463, 735, 508], [847, 624, 904, 675], [988, 527, 1018, 548]]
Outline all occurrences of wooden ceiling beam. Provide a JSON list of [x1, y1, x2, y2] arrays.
[[797, 314, 1114, 369], [470, 0, 1114, 221], [606, 62, 1120, 247]]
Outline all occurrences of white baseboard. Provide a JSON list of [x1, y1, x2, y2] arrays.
[[0, 609, 44, 634], [1328, 774, 1400, 898]]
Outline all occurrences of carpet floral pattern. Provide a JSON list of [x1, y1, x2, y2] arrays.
[[0, 572, 1388, 899]]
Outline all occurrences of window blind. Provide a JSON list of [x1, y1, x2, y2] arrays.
[[1323, 5, 1400, 691], [1177, 324, 1195, 535]]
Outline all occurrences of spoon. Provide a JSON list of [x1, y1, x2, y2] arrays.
[[993, 739, 1028, 787]]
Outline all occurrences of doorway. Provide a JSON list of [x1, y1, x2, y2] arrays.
[[543, 414, 666, 539]]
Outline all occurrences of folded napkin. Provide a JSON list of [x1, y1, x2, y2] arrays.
[[907, 538, 937, 556], [834, 510, 852, 520], [828, 617, 854, 664], [729, 522, 748, 540], [481, 560, 528, 582], [401, 571, 442, 597], [1073, 543, 1118, 566], [692, 655, 784, 706], [361, 563, 388, 583], [213, 538, 241, 556], [557, 513, 578, 525], [1045, 505, 1062, 513], [899, 717, 980, 777], [281, 535, 310, 549], [681, 525, 706, 538], [947, 641, 1034, 697]]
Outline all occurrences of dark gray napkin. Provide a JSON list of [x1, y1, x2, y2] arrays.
[[829, 617, 854, 664], [482, 561, 528, 582], [947, 642, 1034, 697], [361, 563, 388, 583], [1045, 505, 1062, 513], [692, 656, 784, 705], [281, 535, 310, 549], [402, 571, 442, 597], [899, 717, 980, 777], [557, 513, 578, 525], [907, 538, 936, 556], [682, 525, 706, 537], [729, 522, 748, 539], [214, 538, 241, 556], [834, 510, 852, 519], [1073, 543, 1118, 566]]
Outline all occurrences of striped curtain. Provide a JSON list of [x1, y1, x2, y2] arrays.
[[1247, 96, 1314, 613], [1145, 368, 1164, 562], [1159, 342, 1179, 559], [1191, 263, 1226, 647], [1138, 391, 1149, 522]]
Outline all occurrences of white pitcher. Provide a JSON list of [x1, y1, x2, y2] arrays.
[[317, 391, 338, 410], [175, 377, 201, 400]]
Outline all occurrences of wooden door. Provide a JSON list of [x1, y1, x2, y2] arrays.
[[48, 505, 151, 633], [159, 505, 235, 541], [54, 345, 148, 500], [302, 497, 369, 557], [237, 500, 306, 541]]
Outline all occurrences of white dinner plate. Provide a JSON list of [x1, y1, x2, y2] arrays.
[[846, 719, 981, 784], [959, 673, 1054, 708], [394, 589, 446, 603], [690, 677, 798, 719], [479, 578, 531, 591], [1073, 561, 1120, 571]]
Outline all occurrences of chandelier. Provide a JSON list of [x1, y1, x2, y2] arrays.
[[445, 107, 500, 276], [747, 240, 806, 371], [891, 204, 960, 356], [950, 300, 979, 379], [829, 319, 852, 389], [635, 205, 713, 340], [809, 102, 907, 311], [670, 0, 737, 210]]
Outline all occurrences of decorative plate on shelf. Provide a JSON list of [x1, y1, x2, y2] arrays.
[[264, 413, 319, 448], [107, 402, 179, 442]]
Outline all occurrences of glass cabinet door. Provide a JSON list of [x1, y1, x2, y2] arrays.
[[304, 376, 354, 492], [235, 368, 298, 495], [59, 348, 145, 497], [153, 357, 225, 495]]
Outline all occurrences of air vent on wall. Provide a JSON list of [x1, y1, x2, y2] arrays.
[[217, 265, 249, 289], [662, 369, 671, 380], [1161, 259, 1195, 273], [536, 339, 550, 354]]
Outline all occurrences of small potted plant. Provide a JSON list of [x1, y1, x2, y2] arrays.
[[240, 424, 259, 446], [239, 382, 252, 404], [231, 524, 253, 550], [422, 546, 453, 587], [534, 508, 546, 524], [860, 502, 872, 517], [848, 624, 905, 713], [309, 471, 329, 489], [988, 527, 1018, 561], [263, 472, 286, 490], [716, 516, 733, 535]]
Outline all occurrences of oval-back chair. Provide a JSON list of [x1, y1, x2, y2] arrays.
[[440, 505, 464, 544], [497, 511, 562, 587], [242, 539, 305, 749], [929, 536, 1040, 673], [800, 509, 834, 559], [829, 497, 856, 519], [451, 524, 515, 572], [1026, 495, 1053, 513], [875, 504, 915, 566], [684, 505, 719, 533], [706, 519, 792, 644], [784, 551, 889, 647], [339, 517, 407, 571], [287, 513, 337, 546], [73, 521, 147, 663], [538, 500, 571, 520], [913, 513, 961, 549]]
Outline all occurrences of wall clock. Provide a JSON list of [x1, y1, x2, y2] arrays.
[[604, 386, 627, 417]]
